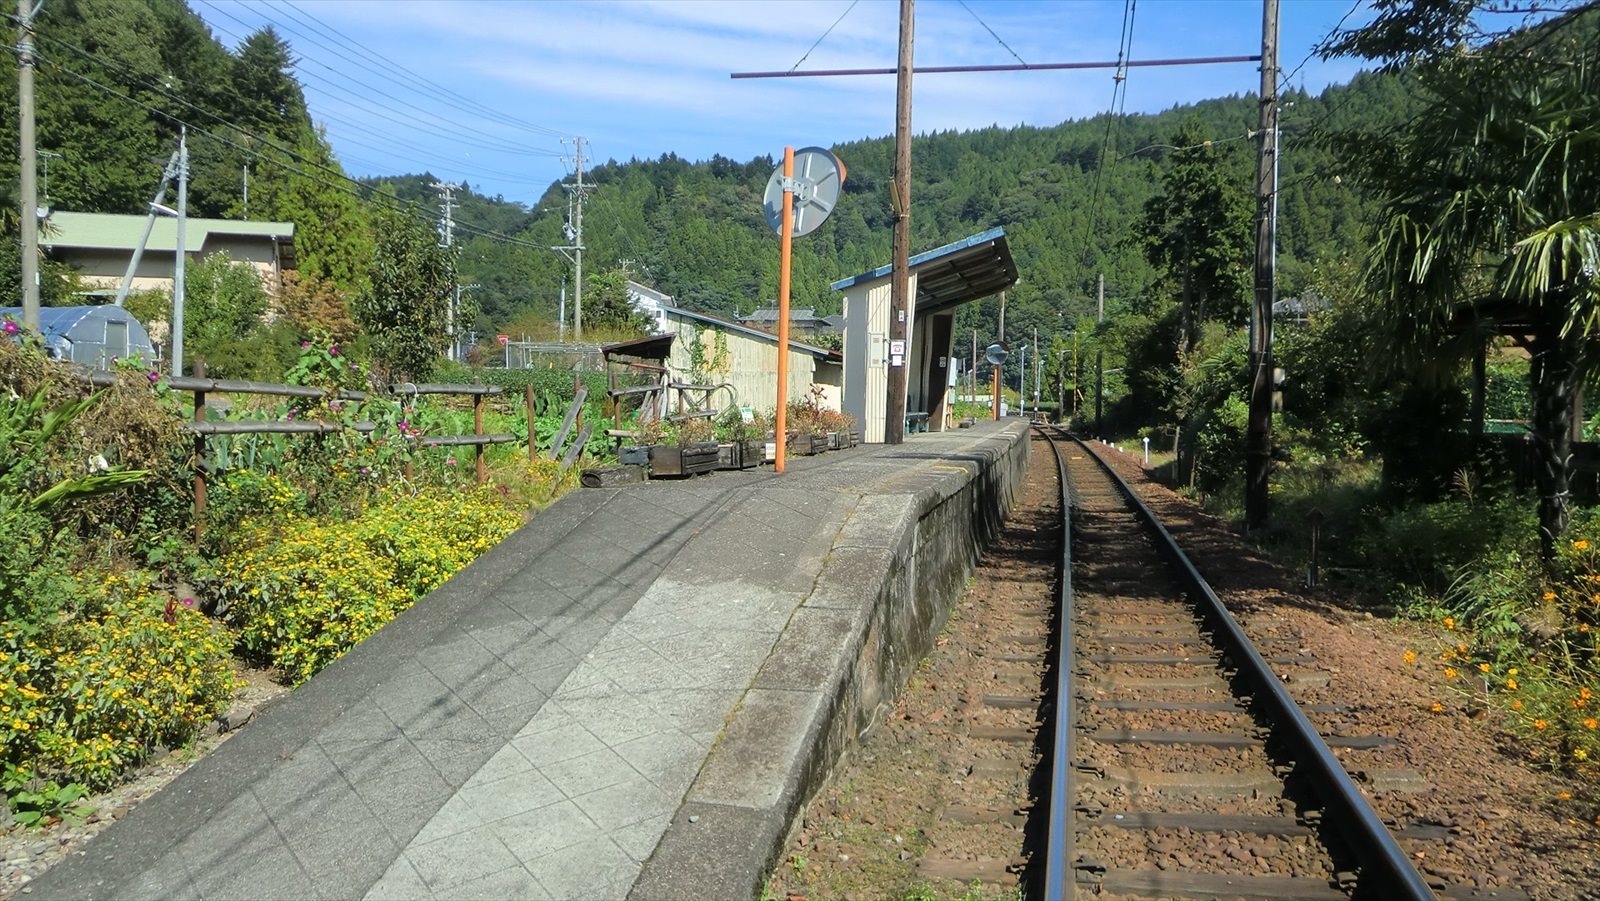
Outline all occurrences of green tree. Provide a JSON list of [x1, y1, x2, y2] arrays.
[[583, 269, 649, 336], [1135, 119, 1253, 354], [354, 208, 453, 382], [1342, 7, 1600, 558]]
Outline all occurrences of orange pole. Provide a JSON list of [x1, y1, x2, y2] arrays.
[[992, 367, 1001, 421], [775, 146, 794, 473]]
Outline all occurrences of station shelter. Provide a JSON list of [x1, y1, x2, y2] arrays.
[[831, 228, 1018, 443]]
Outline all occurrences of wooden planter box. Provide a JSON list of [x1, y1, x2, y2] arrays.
[[716, 439, 766, 470], [787, 433, 820, 456], [648, 441, 720, 477]]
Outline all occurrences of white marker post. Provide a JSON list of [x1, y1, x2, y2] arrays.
[[1143, 436, 1150, 465]]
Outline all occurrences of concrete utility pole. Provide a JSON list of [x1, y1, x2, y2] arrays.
[[17, 0, 41, 330], [432, 181, 458, 360], [171, 127, 189, 377], [114, 149, 181, 307], [883, 0, 914, 445], [242, 161, 249, 219], [565, 137, 588, 340], [1245, 0, 1280, 530], [1095, 273, 1104, 435]]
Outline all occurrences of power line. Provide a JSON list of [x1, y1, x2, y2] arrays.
[[34, 50, 555, 254], [1080, 0, 1138, 267], [194, 0, 561, 159], [268, 0, 576, 140], [788, 0, 860, 73], [33, 30, 555, 192], [957, 0, 1028, 67]]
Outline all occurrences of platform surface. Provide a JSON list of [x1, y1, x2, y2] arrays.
[[29, 421, 1025, 901]]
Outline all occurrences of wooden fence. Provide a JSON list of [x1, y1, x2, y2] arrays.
[[80, 365, 591, 541]]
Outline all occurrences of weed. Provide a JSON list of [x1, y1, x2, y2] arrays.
[[789, 853, 809, 875], [902, 883, 938, 901]]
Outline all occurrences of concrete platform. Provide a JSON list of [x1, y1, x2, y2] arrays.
[[29, 421, 1030, 901]]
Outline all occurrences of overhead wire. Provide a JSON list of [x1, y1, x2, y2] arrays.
[[32, 30, 555, 190], [195, 0, 562, 159], [1079, 0, 1138, 271], [267, 0, 571, 139], [788, 0, 860, 73], [33, 49, 556, 253], [957, 0, 1029, 67]]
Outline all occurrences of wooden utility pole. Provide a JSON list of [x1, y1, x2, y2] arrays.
[[883, 0, 914, 445], [17, 0, 40, 330], [1245, 0, 1279, 529], [1095, 273, 1104, 435]]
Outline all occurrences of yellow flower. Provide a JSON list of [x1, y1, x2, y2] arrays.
[[1543, 591, 1558, 601], [1575, 540, 1591, 550], [1577, 749, 1590, 761], [1512, 699, 1525, 710], [1445, 667, 1458, 679], [1535, 719, 1549, 730], [1443, 617, 1456, 630], [1585, 718, 1598, 730], [1506, 679, 1518, 690], [1478, 663, 1491, 673], [1509, 668, 1519, 676], [1430, 702, 1444, 713], [1404, 650, 1418, 665], [1559, 791, 1573, 800]]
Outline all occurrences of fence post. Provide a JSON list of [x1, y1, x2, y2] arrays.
[[192, 360, 207, 544], [526, 384, 536, 462], [474, 391, 486, 484]]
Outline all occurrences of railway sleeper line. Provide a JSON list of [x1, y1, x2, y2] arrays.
[[1033, 427, 1502, 900]]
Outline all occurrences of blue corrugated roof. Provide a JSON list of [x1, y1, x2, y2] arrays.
[[830, 227, 1008, 292]]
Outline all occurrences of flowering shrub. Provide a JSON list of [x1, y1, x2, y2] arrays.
[[1426, 533, 1600, 779], [1, 573, 237, 790], [219, 489, 521, 684]]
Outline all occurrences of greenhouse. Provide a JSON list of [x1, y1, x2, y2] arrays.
[[0, 305, 156, 367]]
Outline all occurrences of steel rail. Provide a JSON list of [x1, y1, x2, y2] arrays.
[[1036, 427, 1076, 899], [1066, 432, 1434, 899]]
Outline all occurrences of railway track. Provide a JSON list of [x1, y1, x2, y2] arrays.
[[1038, 427, 1442, 900], [774, 429, 1546, 900]]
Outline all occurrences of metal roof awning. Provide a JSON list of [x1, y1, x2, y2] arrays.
[[602, 333, 675, 361], [830, 227, 1018, 316]]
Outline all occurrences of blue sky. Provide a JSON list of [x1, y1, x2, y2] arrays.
[[192, 1, 1376, 207]]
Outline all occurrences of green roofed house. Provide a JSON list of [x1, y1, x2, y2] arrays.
[[41, 211, 296, 295]]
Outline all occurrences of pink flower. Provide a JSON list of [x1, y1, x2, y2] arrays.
[[1, 319, 18, 336], [446, 458, 457, 467], [329, 345, 340, 357], [301, 341, 311, 349], [147, 371, 160, 384], [181, 597, 195, 608]]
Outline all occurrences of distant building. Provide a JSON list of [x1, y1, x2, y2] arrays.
[[659, 306, 842, 412], [42, 211, 296, 296], [625, 281, 674, 333], [737, 307, 844, 339]]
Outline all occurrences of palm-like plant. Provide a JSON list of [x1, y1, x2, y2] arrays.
[[1359, 11, 1599, 559]]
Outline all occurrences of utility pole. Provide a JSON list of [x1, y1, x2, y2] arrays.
[[1095, 273, 1104, 435], [242, 161, 249, 219], [114, 149, 180, 307], [1033, 326, 1040, 415], [171, 127, 189, 377], [17, 0, 41, 330], [432, 181, 458, 360], [558, 281, 567, 343], [883, 0, 914, 445], [564, 137, 588, 341], [1245, 0, 1280, 530]]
